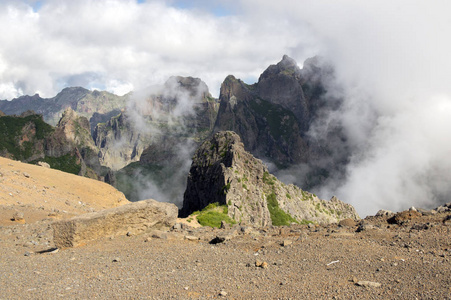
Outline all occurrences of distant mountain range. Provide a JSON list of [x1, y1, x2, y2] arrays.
[[0, 55, 349, 206]]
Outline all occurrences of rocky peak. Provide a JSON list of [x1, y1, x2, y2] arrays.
[[256, 55, 309, 132], [57, 107, 95, 149], [0, 110, 4, 116], [258, 55, 301, 82], [219, 75, 254, 105], [57, 87, 90, 98], [164, 76, 210, 101], [181, 131, 359, 226]]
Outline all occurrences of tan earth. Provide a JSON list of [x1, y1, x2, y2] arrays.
[[0, 157, 450, 299], [0, 156, 129, 225]]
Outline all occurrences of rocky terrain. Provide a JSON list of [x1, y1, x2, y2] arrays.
[[1, 201, 450, 298], [181, 131, 358, 226]]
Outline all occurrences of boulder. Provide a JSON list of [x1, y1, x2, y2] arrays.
[[12, 211, 25, 223], [338, 218, 357, 227], [37, 161, 50, 168], [387, 210, 422, 225], [52, 199, 178, 248]]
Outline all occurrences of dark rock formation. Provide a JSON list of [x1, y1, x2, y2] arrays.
[[181, 131, 359, 226], [213, 55, 348, 189]]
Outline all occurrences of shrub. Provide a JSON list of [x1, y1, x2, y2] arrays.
[[0, 114, 53, 160]]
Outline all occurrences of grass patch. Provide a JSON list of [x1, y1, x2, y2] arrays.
[[266, 192, 298, 226], [195, 202, 236, 228]]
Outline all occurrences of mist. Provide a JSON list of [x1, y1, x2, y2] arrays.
[[248, 1, 451, 216], [113, 76, 210, 207]]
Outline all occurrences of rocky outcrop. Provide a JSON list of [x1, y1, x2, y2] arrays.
[[52, 199, 178, 248], [214, 74, 308, 167], [180, 131, 359, 226], [57, 107, 96, 150]]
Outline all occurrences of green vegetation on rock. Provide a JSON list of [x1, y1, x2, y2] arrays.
[[0, 115, 53, 160], [249, 98, 297, 141], [193, 202, 236, 228], [263, 171, 275, 185], [266, 192, 298, 226]]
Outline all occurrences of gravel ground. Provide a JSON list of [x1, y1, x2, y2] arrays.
[[1, 211, 450, 299]]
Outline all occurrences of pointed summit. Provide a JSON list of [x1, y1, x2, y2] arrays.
[[258, 55, 301, 82], [279, 54, 298, 69]]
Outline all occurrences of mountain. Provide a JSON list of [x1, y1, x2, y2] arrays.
[[180, 131, 359, 225], [0, 56, 348, 206], [213, 55, 348, 189], [0, 87, 128, 126]]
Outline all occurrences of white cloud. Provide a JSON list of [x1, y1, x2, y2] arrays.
[[0, 0, 312, 99]]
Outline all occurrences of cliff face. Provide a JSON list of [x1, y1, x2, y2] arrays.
[[214, 74, 308, 167], [181, 131, 359, 226], [93, 112, 150, 171]]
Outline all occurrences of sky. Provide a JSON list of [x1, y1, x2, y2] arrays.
[[1, 0, 451, 216]]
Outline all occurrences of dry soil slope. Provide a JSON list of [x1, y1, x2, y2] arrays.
[[0, 156, 129, 225]]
